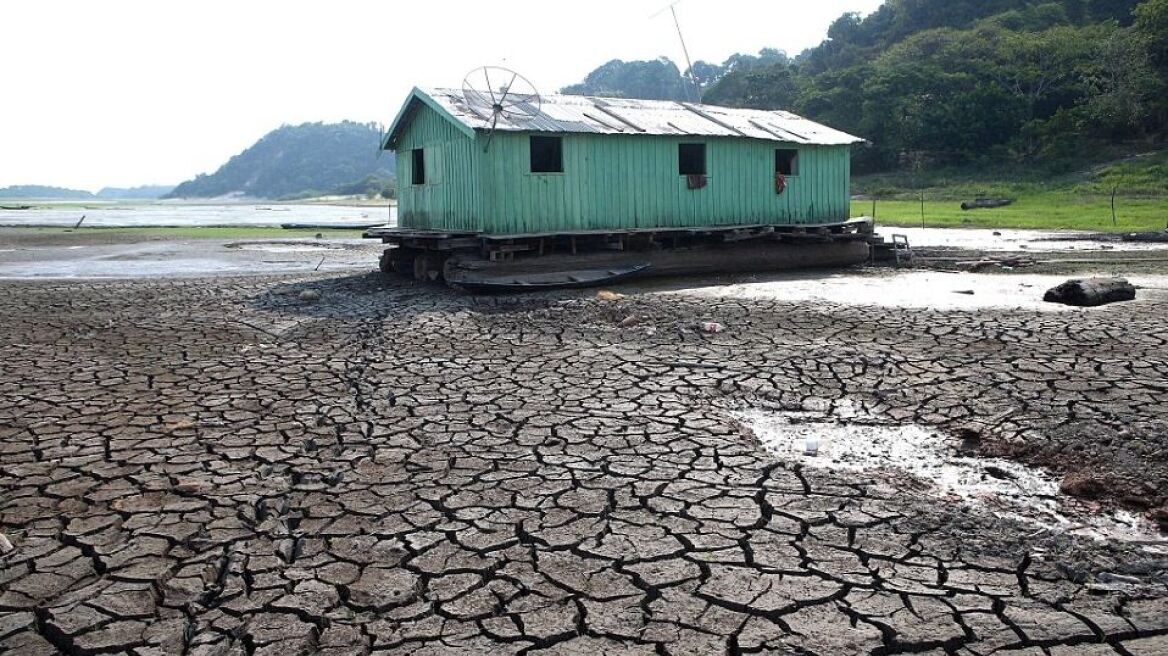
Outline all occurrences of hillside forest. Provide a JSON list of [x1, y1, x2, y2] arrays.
[[166, 121, 394, 201], [564, 0, 1168, 175]]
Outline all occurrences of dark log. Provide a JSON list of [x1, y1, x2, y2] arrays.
[[1043, 278, 1136, 307], [1121, 230, 1168, 243], [960, 198, 1013, 211]]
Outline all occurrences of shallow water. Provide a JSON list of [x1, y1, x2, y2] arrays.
[[0, 239, 381, 278], [885, 226, 1168, 252], [671, 270, 1168, 311], [0, 202, 397, 228], [735, 407, 1164, 543]]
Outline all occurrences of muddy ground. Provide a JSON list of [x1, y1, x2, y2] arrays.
[[1, 233, 1168, 654]]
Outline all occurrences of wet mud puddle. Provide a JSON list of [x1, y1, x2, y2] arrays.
[[735, 406, 1165, 543]]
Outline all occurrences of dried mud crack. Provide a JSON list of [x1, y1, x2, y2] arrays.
[[1, 272, 1166, 655]]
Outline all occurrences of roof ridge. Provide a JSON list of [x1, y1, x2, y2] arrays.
[[392, 87, 865, 147]]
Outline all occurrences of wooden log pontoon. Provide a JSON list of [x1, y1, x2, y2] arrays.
[[366, 218, 876, 291]]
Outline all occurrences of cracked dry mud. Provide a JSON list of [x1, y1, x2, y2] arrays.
[[1, 272, 1166, 655]]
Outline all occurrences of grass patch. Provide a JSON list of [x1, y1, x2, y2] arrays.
[[852, 193, 1168, 232], [852, 151, 1168, 232]]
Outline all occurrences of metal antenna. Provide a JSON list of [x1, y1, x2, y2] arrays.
[[651, 0, 700, 102]]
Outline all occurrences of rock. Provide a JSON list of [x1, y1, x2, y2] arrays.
[[1044, 278, 1136, 307], [954, 427, 981, 456], [699, 322, 725, 334], [992, 231, 1002, 236], [1059, 472, 1107, 499], [298, 289, 322, 303], [0, 533, 13, 554], [618, 315, 643, 328], [1098, 572, 1142, 586], [596, 290, 624, 301], [983, 465, 1014, 480]]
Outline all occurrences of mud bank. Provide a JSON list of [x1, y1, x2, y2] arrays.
[[0, 234, 381, 278], [1, 234, 1167, 653]]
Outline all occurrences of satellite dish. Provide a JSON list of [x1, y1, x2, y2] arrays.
[[462, 66, 542, 151]]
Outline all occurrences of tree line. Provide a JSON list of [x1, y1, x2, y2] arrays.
[[563, 0, 1168, 174]]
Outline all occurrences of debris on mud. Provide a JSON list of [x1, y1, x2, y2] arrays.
[[1043, 277, 1136, 306], [735, 407, 1165, 542], [954, 256, 1036, 271], [1060, 472, 1108, 499], [617, 314, 645, 328]]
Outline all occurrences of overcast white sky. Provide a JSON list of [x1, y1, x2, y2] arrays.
[[0, 0, 883, 191]]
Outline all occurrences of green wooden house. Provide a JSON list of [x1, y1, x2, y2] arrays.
[[382, 87, 863, 236]]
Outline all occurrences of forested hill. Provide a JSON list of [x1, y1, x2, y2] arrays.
[[564, 0, 1168, 173], [0, 185, 94, 200], [167, 121, 394, 200]]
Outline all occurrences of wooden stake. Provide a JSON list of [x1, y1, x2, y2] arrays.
[[1111, 185, 1118, 227]]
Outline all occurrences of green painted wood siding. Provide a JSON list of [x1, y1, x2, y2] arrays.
[[395, 105, 481, 231], [395, 104, 852, 234]]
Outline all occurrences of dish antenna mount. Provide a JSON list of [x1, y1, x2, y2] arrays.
[[461, 66, 542, 151]]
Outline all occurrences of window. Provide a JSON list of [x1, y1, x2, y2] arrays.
[[775, 149, 799, 176], [411, 148, 425, 185], [529, 136, 563, 173], [678, 143, 706, 176]]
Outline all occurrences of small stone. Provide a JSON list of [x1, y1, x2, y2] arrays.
[[618, 315, 643, 328], [1098, 572, 1141, 586], [0, 533, 13, 554], [596, 290, 624, 301], [699, 321, 725, 334], [298, 290, 321, 303], [983, 465, 1014, 480]]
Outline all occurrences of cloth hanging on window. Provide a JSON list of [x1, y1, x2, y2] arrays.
[[686, 174, 708, 190]]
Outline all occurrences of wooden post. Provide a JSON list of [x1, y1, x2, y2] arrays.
[[1111, 185, 1118, 227], [871, 197, 876, 219], [920, 192, 925, 228]]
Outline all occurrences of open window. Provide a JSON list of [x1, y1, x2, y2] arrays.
[[775, 148, 799, 176], [678, 143, 706, 176], [411, 148, 425, 185], [529, 136, 563, 173]]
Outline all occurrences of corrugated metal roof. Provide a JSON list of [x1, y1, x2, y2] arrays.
[[385, 87, 864, 148]]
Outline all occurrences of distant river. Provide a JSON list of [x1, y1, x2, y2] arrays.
[[0, 202, 398, 228]]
